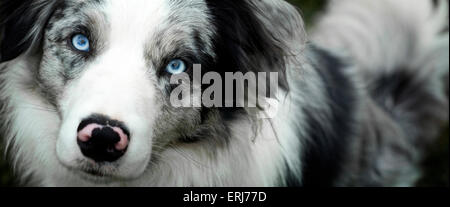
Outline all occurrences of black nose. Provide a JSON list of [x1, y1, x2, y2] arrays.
[[77, 114, 130, 163]]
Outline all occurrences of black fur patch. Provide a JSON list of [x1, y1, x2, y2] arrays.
[[0, 0, 63, 62], [200, 1, 290, 138], [371, 70, 413, 112], [370, 68, 447, 146], [288, 45, 357, 187], [205, 0, 288, 102]]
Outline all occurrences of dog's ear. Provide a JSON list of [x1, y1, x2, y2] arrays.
[[251, 0, 307, 47], [205, 1, 306, 91], [0, 0, 60, 62]]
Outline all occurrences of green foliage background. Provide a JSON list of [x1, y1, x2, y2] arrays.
[[0, 0, 448, 187]]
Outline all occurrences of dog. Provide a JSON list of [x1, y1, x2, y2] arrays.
[[0, 0, 448, 187]]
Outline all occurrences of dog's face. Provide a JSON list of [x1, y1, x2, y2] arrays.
[[38, 0, 216, 181], [1, 0, 287, 184]]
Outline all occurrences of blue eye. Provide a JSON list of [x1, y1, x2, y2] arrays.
[[166, 59, 187, 74], [71, 34, 90, 52]]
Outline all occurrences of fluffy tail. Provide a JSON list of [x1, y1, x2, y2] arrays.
[[311, 0, 449, 185]]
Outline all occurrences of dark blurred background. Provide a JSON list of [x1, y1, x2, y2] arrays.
[[0, 0, 448, 187]]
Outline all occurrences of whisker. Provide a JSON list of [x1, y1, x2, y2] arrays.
[[166, 143, 211, 169], [15, 103, 58, 112], [18, 106, 57, 113], [150, 141, 211, 169]]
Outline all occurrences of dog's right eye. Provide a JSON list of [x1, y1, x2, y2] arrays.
[[71, 34, 90, 52]]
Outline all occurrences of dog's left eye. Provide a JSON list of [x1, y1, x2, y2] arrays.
[[71, 34, 90, 52], [166, 59, 187, 74]]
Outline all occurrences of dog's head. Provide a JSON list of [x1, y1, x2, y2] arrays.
[[0, 0, 301, 184]]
